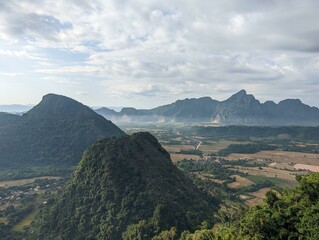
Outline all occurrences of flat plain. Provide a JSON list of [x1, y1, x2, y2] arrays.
[[0, 176, 61, 188]]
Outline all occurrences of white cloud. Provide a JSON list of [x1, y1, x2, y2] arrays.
[[0, 0, 318, 107], [0, 72, 22, 77]]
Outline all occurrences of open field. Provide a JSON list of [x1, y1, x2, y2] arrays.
[[194, 173, 226, 184], [227, 175, 254, 188], [226, 150, 319, 165], [163, 144, 195, 153], [0, 176, 61, 188], [13, 209, 39, 232], [0, 216, 7, 224], [230, 167, 304, 187], [294, 164, 319, 172], [245, 187, 271, 206], [163, 140, 252, 155], [170, 153, 201, 162], [199, 140, 250, 154]]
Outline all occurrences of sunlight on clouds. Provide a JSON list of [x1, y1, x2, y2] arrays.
[[0, 0, 318, 107], [229, 15, 245, 34]]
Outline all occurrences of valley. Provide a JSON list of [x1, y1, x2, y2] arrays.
[[0, 177, 67, 239], [124, 124, 319, 207], [0, 96, 318, 239]]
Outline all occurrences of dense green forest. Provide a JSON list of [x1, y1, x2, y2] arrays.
[[27, 168, 319, 239], [28, 133, 218, 239]]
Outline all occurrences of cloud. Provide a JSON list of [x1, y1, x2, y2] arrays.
[[36, 65, 102, 75], [0, 0, 318, 108], [0, 72, 22, 77]]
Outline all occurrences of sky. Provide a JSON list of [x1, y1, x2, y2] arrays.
[[0, 0, 318, 109]]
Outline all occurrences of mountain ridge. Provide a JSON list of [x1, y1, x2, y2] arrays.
[[95, 90, 319, 125], [0, 93, 125, 168]]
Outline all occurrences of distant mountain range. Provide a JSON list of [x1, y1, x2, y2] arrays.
[[31, 132, 217, 239], [0, 94, 124, 168], [95, 90, 319, 125], [0, 104, 33, 114]]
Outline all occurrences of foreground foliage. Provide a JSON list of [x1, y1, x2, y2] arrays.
[[182, 173, 319, 240]]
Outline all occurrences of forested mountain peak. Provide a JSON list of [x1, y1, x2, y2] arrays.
[[31, 132, 218, 239], [24, 93, 95, 119], [0, 94, 125, 167]]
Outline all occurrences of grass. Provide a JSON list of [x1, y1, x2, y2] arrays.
[[226, 150, 319, 165], [163, 144, 195, 153], [230, 165, 303, 186], [164, 140, 252, 155], [245, 174, 294, 187], [13, 209, 39, 232], [200, 140, 251, 154], [0, 176, 61, 188], [0, 216, 8, 224], [245, 187, 271, 206], [170, 153, 201, 162], [227, 175, 254, 188]]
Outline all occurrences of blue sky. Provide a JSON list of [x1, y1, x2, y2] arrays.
[[0, 0, 319, 108]]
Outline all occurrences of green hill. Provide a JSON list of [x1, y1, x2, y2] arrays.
[[0, 94, 125, 168], [29, 132, 218, 239]]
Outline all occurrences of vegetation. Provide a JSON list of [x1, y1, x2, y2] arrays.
[[216, 143, 277, 156], [177, 159, 234, 181], [0, 178, 66, 239], [28, 133, 218, 240], [191, 126, 319, 141], [0, 166, 72, 181], [0, 94, 124, 169], [178, 173, 319, 240], [178, 149, 203, 156]]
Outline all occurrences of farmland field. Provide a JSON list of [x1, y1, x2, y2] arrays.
[[198, 140, 250, 154], [124, 125, 319, 206], [162, 144, 195, 153], [245, 187, 271, 206], [13, 209, 39, 232], [226, 150, 319, 165], [230, 166, 303, 186], [170, 153, 201, 162], [0, 176, 61, 188], [227, 175, 253, 188], [294, 164, 319, 172]]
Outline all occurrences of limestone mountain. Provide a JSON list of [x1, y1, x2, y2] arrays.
[[30, 132, 217, 240], [96, 90, 319, 125], [0, 94, 125, 168]]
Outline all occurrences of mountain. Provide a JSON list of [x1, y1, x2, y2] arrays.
[[95, 90, 319, 125], [30, 132, 217, 239], [0, 112, 20, 126], [0, 94, 125, 168], [95, 107, 119, 116]]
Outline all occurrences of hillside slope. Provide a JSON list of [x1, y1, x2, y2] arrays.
[[30, 132, 217, 240], [0, 94, 125, 168]]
